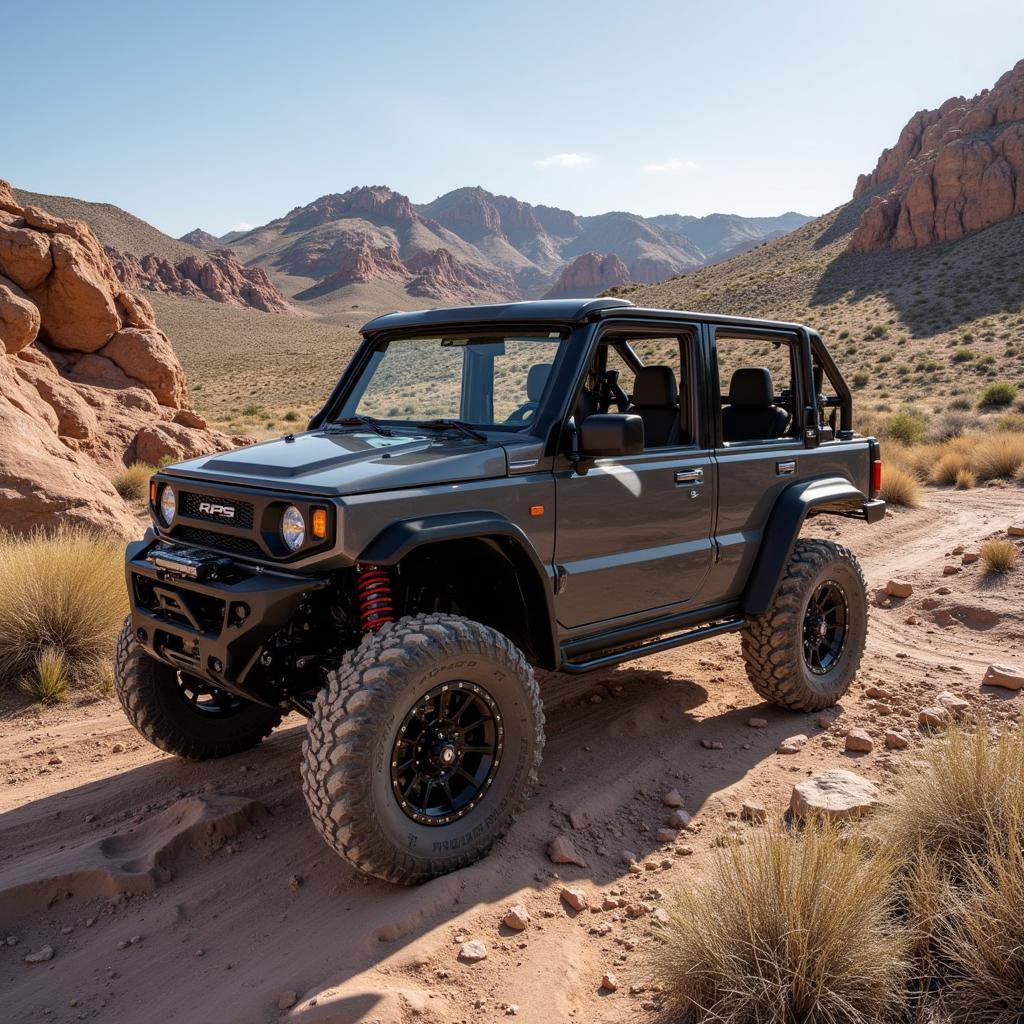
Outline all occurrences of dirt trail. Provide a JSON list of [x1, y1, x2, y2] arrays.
[[1, 488, 1022, 1024]]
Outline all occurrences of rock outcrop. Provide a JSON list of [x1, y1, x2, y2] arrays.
[[405, 248, 518, 302], [544, 252, 631, 298], [178, 228, 220, 250], [107, 247, 292, 313], [0, 179, 247, 536], [850, 60, 1024, 252]]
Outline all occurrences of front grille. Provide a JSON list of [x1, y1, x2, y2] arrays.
[[180, 491, 255, 529], [175, 526, 264, 559]]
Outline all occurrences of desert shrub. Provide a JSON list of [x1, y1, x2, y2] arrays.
[[652, 827, 910, 1024], [951, 348, 975, 363], [950, 395, 972, 411], [879, 465, 922, 507], [283, 410, 300, 422], [994, 411, 1024, 432], [20, 647, 71, 704], [928, 411, 972, 443], [930, 449, 972, 485], [979, 539, 1018, 574], [879, 723, 1024, 876], [954, 467, 976, 490], [978, 381, 1018, 408], [853, 370, 870, 389], [880, 410, 928, 446], [0, 526, 127, 690], [111, 461, 155, 503], [973, 432, 1024, 479]]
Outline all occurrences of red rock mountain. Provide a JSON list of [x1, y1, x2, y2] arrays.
[[850, 60, 1024, 252], [544, 252, 631, 298], [0, 180, 246, 535]]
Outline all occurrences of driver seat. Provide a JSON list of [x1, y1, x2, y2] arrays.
[[722, 368, 789, 442], [508, 363, 551, 422], [627, 365, 680, 447]]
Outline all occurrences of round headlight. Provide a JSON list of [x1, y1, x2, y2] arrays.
[[159, 485, 176, 526], [281, 505, 305, 552]]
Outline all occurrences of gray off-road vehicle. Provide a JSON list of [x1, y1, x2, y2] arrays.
[[116, 298, 885, 883]]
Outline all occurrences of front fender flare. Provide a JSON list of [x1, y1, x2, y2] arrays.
[[357, 511, 559, 669], [743, 477, 868, 617]]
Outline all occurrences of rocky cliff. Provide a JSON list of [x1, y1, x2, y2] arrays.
[[850, 60, 1024, 252], [107, 247, 293, 313], [0, 180, 246, 536], [544, 252, 631, 298]]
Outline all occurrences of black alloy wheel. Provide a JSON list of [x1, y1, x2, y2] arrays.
[[802, 580, 849, 675]]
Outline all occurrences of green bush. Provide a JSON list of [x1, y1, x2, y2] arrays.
[[853, 371, 870, 389], [880, 410, 928, 445], [978, 381, 1018, 408]]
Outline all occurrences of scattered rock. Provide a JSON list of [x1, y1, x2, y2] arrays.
[[942, 565, 961, 576], [655, 828, 676, 843], [740, 800, 768, 823], [885, 579, 913, 598], [747, 717, 768, 729], [1008, 525, 1024, 538], [277, 990, 298, 1010], [845, 729, 874, 753], [983, 663, 1024, 690], [884, 731, 910, 750], [777, 734, 808, 755], [790, 769, 880, 819], [600, 972, 618, 992], [560, 887, 588, 912], [547, 835, 586, 867], [23, 945, 55, 964], [666, 809, 691, 829], [865, 685, 892, 699], [502, 905, 529, 931], [962, 552, 979, 564], [919, 706, 949, 729], [456, 940, 487, 965], [936, 691, 970, 716], [700, 739, 723, 750], [661, 788, 684, 807]]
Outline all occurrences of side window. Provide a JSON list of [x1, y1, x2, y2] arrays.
[[715, 331, 797, 444], [618, 334, 694, 448]]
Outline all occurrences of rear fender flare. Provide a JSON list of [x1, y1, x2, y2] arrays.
[[743, 477, 867, 617]]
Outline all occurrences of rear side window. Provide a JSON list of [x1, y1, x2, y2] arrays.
[[715, 330, 798, 444]]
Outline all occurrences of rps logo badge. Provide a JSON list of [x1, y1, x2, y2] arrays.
[[198, 501, 236, 520]]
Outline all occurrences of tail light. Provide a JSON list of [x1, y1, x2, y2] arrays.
[[871, 459, 882, 497]]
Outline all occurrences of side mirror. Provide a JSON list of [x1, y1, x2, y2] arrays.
[[579, 414, 644, 457]]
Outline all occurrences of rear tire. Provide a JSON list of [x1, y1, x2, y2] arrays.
[[301, 614, 544, 885], [113, 617, 283, 759], [741, 539, 867, 712]]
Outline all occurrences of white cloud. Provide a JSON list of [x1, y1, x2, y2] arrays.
[[643, 158, 698, 174], [229, 221, 253, 232], [535, 152, 592, 168]]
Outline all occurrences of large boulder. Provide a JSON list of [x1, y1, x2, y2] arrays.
[[100, 327, 186, 408], [0, 215, 53, 290], [0, 275, 40, 353]]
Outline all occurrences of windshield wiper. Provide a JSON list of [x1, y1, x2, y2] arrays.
[[327, 415, 394, 438], [417, 419, 488, 443]]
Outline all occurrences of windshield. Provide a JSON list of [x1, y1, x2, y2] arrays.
[[338, 331, 568, 429]]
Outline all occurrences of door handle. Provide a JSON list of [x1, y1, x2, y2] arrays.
[[674, 468, 704, 485]]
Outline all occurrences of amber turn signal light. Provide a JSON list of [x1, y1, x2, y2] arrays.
[[149, 481, 158, 504], [311, 507, 329, 539], [529, 505, 544, 517]]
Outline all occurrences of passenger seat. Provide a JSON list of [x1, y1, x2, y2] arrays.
[[721, 368, 789, 442], [627, 365, 680, 447]]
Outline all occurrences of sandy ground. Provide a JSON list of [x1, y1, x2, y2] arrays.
[[2, 487, 1023, 1024]]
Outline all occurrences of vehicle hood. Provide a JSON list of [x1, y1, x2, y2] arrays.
[[164, 430, 510, 496]]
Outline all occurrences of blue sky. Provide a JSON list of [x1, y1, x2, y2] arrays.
[[4, 0, 1022, 237]]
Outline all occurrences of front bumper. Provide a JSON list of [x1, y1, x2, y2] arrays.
[[126, 539, 328, 702]]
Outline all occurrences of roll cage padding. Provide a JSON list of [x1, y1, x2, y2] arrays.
[[743, 477, 868, 617], [356, 511, 559, 669]]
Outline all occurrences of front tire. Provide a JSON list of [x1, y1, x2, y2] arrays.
[[301, 614, 544, 885], [741, 539, 867, 712], [113, 617, 284, 759]]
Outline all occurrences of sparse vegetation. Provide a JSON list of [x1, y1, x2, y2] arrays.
[[0, 526, 127, 692], [879, 410, 928, 446], [20, 647, 71, 704], [973, 433, 1024, 480], [112, 461, 156, 502], [954, 467, 975, 489], [979, 539, 1018, 574], [653, 827, 909, 1024], [978, 381, 1019, 408]]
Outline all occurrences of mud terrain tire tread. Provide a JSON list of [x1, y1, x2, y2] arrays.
[[301, 613, 544, 885], [741, 539, 868, 712], [113, 616, 283, 760]]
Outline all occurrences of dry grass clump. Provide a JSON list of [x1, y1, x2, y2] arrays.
[[879, 464, 922, 507], [973, 432, 1024, 480], [878, 723, 1024, 875], [20, 647, 72, 704], [0, 526, 127, 692], [930, 448, 972, 485], [652, 827, 910, 1024], [934, 827, 1024, 1024], [112, 462, 155, 502], [954, 467, 975, 489], [979, 539, 1018, 574]]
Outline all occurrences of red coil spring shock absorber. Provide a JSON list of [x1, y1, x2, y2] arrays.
[[356, 564, 394, 632]]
